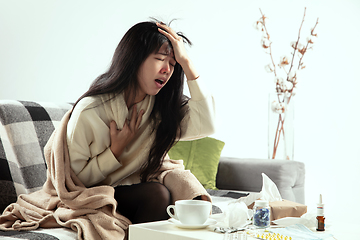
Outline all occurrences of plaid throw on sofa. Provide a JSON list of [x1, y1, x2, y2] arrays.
[[0, 100, 73, 213]]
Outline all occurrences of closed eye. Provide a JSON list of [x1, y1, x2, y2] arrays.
[[156, 57, 176, 67]]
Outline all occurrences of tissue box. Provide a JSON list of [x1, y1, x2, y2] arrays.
[[249, 200, 307, 221], [270, 200, 307, 221]]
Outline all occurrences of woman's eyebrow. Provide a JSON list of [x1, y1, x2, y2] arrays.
[[156, 52, 169, 56], [156, 52, 176, 60]]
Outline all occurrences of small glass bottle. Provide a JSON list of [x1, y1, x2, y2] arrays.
[[316, 194, 325, 231], [253, 200, 270, 228]]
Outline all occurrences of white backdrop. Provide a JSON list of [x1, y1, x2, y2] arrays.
[[1, 0, 359, 226]]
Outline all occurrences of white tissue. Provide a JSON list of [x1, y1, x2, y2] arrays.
[[222, 201, 253, 228], [259, 173, 283, 202], [272, 211, 317, 228], [213, 201, 252, 228], [236, 173, 282, 206], [215, 173, 281, 228]]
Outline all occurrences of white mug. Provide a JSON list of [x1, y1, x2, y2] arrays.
[[166, 200, 211, 225]]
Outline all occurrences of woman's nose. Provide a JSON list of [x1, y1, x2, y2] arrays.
[[161, 63, 170, 74]]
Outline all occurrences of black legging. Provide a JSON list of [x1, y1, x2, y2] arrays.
[[114, 182, 171, 224]]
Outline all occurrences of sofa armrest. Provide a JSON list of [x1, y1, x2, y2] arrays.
[[216, 157, 305, 204]]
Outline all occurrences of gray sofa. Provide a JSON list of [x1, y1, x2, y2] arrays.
[[0, 100, 305, 239], [216, 157, 305, 204]]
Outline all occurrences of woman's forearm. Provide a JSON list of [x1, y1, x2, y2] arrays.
[[179, 58, 199, 81]]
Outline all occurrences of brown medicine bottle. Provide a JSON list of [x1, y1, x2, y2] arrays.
[[316, 194, 325, 231]]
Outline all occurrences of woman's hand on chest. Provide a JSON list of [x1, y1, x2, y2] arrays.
[[109, 105, 144, 160]]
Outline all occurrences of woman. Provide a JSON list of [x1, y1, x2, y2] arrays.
[[66, 21, 215, 224]]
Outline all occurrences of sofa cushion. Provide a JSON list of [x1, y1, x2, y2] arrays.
[[0, 100, 72, 212], [168, 137, 225, 190]]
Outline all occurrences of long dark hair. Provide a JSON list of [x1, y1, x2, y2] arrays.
[[72, 20, 191, 182]]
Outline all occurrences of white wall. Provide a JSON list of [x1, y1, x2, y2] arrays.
[[1, 0, 359, 226]]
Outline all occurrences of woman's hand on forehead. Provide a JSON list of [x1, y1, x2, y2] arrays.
[[156, 22, 190, 66], [156, 22, 199, 81]]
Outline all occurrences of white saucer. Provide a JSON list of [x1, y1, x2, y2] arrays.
[[168, 218, 217, 229]]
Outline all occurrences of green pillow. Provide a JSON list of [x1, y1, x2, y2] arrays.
[[168, 137, 225, 190]]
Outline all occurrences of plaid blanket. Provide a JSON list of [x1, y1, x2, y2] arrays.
[[0, 230, 59, 239], [0, 100, 73, 213]]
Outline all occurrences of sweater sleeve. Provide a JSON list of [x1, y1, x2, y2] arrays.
[[180, 77, 216, 140], [153, 158, 211, 203], [67, 103, 122, 187]]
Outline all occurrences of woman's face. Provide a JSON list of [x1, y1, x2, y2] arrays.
[[137, 42, 176, 99]]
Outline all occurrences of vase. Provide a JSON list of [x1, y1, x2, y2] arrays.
[[268, 92, 294, 160]]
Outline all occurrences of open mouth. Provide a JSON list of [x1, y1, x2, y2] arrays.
[[155, 79, 165, 87]]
